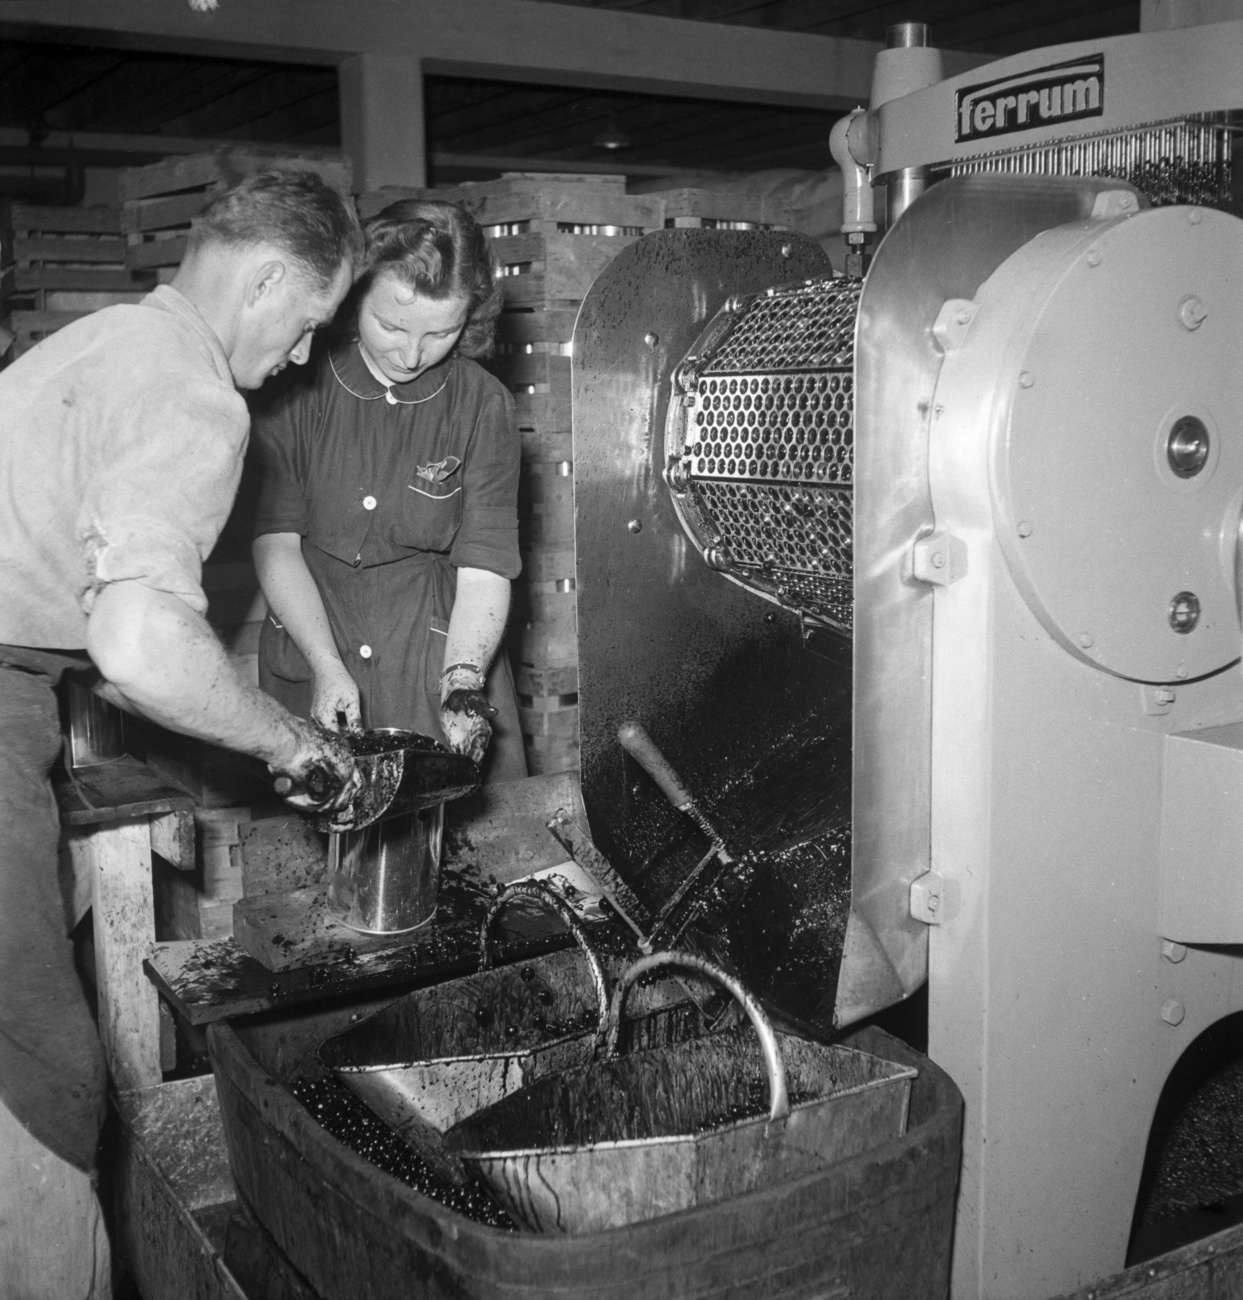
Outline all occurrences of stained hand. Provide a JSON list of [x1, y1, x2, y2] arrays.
[[310, 660, 362, 734], [439, 665, 496, 764], [275, 720, 362, 813]]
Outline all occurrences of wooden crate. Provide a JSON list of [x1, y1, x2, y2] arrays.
[[652, 186, 797, 230], [121, 147, 353, 273], [358, 172, 660, 232], [491, 230, 642, 308], [1, 202, 154, 356]]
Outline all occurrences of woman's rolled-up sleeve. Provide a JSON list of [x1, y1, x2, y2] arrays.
[[450, 381, 521, 580], [251, 381, 313, 539]]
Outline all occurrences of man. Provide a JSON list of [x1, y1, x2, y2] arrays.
[[0, 169, 362, 1294]]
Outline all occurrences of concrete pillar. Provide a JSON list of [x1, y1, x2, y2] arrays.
[[1141, 0, 1243, 28], [339, 51, 427, 193]]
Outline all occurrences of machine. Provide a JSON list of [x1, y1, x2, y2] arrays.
[[569, 18, 1243, 1300]]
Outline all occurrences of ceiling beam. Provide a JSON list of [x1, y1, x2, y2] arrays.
[[0, 0, 989, 110]]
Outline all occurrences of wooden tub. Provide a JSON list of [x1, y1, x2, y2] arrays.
[[208, 1001, 962, 1300]]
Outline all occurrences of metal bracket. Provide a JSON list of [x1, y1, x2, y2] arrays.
[[911, 530, 967, 587], [910, 871, 947, 926], [931, 297, 977, 353], [1090, 189, 1141, 220], [1141, 684, 1176, 716]]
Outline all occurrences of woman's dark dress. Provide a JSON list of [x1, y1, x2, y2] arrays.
[[252, 338, 526, 781]]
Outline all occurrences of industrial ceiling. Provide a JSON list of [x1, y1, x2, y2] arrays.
[[0, 0, 1140, 200]]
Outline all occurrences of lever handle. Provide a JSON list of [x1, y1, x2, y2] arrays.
[[617, 720, 693, 810]]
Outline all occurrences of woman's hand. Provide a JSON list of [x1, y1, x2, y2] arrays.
[[310, 659, 363, 734], [439, 663, 497, 763]]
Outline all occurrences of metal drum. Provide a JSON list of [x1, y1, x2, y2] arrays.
[[664, 274, 861, 639], [327, 803, 445, 934]]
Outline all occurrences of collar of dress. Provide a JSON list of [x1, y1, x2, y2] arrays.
[[329, 340, 452, 406]]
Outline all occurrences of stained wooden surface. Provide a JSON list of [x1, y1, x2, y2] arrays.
[[55, 754, 194, 826], [92, 818, 163, 1091]]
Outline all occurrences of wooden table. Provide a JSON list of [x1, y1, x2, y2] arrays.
[[57, 755, 195, 1091]]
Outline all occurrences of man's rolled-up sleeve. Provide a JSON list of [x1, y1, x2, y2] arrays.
[[79, 373, 248, 616]]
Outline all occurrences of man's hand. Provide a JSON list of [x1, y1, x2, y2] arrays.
[[439, 664, 496, 764], [310, 659, 362, 734], [274, 719, 362, 813]]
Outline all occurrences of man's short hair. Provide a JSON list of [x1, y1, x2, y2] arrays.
[[188, 169, 364, 288]]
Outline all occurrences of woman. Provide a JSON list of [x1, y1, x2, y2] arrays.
[[250, 199, 525, 779]]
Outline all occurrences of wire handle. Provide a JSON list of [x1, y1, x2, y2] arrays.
[[479, 879, 611, 1049], [606, 950, 790, 1124]]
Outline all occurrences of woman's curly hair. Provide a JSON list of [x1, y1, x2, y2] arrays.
[[352, 199, 502, 359]]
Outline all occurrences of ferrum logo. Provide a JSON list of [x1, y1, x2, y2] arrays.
[[955, 55, 1104, 144]]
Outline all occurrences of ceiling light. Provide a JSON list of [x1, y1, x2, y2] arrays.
[[593, 117, 632, 151]]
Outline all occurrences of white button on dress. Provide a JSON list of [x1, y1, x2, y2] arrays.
[[363, 495, 377, 510], [359, 645, 373, 659]]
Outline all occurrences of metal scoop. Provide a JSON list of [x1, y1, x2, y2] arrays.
[[282, 728, 481, 833]]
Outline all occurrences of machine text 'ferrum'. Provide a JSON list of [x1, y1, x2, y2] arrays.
[[955, 55, 1104, 144]]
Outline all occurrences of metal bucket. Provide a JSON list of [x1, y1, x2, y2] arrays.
[[327, 801, 444, 934], [445, 950, 918, 1233], [319, 881, 704, 1181]]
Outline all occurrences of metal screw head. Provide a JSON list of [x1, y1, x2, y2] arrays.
[[1167, 416, 1210, 477], [627, 518, 643, 534], [1178, 296, 1207, 331], [1168, 591, 1201, 635], [1160, 998, 1186, 1026], [644, 331, 659, 347]]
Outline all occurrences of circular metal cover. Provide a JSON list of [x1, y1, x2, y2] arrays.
[[993, 206, 1243, 683]]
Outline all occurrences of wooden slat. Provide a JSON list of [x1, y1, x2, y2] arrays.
[[491, 230, 641, 305], [14, 266, 150, 292], [126, 234, 190, 270], [14, 235, 129, 263], [121, 190, 213, 235], [8, 204, 123, 236], [91, 818, 163, 1091], [149, 808, 196, 872]]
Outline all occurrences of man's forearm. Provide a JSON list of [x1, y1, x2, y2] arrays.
[[86, 580, 304, 769]]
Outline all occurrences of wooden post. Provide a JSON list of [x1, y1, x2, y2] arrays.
[[339, 51, 427, 192], [90, 818, 162, 1091]]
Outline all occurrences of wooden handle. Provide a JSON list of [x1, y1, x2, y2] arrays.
[[617, 721, 693, 810]]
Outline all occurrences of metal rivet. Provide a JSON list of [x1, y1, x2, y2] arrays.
[[1017, 520, 1033, 538], [780, 243, 793, 258], [1161, 940, 1187, 964], [1176, 664, 1189, 679], [1167, 416, 1210, 475], [1019, 371, 1034, 388], [1189, 209, 1203, 225], [1079, 633, 1094, 648], [930, 550, 946, 569], [1160, 998, 1185, 1026], [1087, 249, 1101, 267], [644, 331, 659, 347], [627, 518, 643, 534]]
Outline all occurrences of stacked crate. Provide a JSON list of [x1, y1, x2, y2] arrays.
[[0, 203, 153, 358], [361, 174, 663, 775], [655, 186, 796, 231], [120, 146, 353, 281]]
